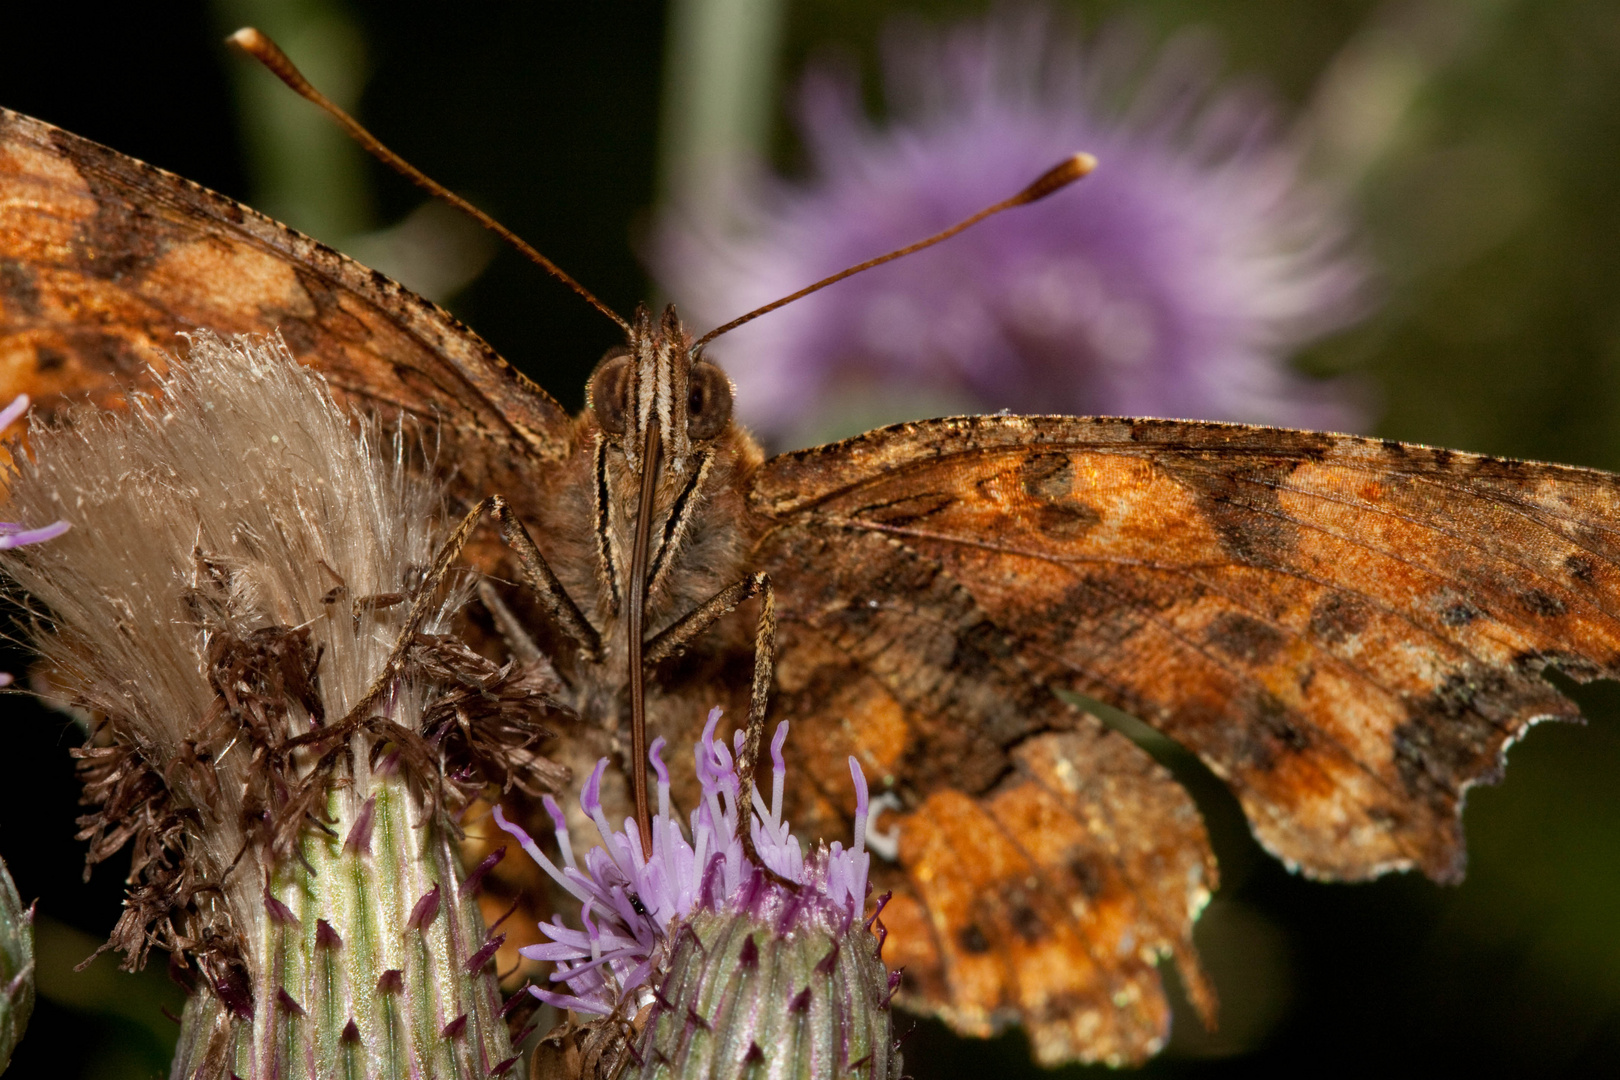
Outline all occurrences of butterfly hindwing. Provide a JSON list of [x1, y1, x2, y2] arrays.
[[757, 526, 1216, 1065]]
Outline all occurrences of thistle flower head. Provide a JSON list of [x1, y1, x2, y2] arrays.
[[497, 710, 899, 1079], [0, 336, 554, 1076], [656, 7, 1371, 447]]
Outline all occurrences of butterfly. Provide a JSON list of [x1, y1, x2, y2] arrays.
[[7, 84, 1620, 1070]]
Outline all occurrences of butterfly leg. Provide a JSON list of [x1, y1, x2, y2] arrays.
[[341, 496, 582, 727], [642, 573, 779, 865], [489, 495, 603, 662], [341, 495, 496, 723]]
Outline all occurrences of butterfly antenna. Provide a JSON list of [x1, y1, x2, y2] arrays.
[[228, 27, 631, 334], [692, 152, 1097, 352]]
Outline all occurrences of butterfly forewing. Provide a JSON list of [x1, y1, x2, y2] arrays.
[[0, 106, 572, 485], [753, 415, 1620, 884]]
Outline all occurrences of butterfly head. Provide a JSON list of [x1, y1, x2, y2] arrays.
[[588, 303, 734, 477]]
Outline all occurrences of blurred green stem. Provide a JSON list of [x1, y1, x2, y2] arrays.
[[658, 0, 784, 231], [0, 855, 33, 1075]]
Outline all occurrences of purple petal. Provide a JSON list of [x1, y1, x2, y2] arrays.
[[649, 736, 670, 785], [0, 394, 29, 431], [770, 722, 790, 775], [581, 757, 608, 817], [0, 520, 70, 548]]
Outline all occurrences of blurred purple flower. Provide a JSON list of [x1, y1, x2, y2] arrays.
[[655, 8, 1372, 448], [494, 708, 875, 1017]]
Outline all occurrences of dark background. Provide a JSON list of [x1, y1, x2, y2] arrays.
[[5, 1, 1620, 1076]]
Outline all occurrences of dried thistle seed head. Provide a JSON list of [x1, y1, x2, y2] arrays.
[[0, 332, 564, 990]]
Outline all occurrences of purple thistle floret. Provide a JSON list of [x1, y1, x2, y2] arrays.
[[493, 708, 873, 1017], [0, 396, 70, 554], [655, 7, 1371, 448]]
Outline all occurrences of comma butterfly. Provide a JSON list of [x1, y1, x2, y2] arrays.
[[4, 41, 1620, 1066]]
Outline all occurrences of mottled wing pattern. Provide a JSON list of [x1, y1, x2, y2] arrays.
[[751, 414, 1620, 1059], [0, 107, 571, 493], [755, 511, 1217, 1065]]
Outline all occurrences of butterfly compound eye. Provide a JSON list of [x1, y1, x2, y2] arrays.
[[590, 349, 634, 436], [686, 361, 733, 441]]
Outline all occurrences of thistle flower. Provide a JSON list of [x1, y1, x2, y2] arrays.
[[0, 335, 564, 1078], [495, 709, 899, 1080], [0, 855, 32, 1074], [655, 7, 1370, 448]]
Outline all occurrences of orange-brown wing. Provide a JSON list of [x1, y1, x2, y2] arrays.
[[0, 106, 572, 493], [751, 414, 1620, 1059], [770, 609, 1216, 1066]]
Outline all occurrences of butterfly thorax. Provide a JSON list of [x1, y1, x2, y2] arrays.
[[523, 305, 765, 763]]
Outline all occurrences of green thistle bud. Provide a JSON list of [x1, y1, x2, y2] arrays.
[[0, 334, 567, 1078], [0, 854, 33, 1075]]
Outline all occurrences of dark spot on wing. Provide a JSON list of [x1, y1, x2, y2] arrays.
[[1161, 455, 1307, 564], [949, 618, 1015, 679], [0, 262, 40, 317], [1226, 689, 1310, 773], [1009, 900, 1046, 943], [1067, 855, 1106, 898], [1019, 452, 1102, 538], [857, 491, 956, 528], [1564, 554, 1596, 583], [1051, 572, 1180, 649], [1037, 500, 1102, 538], [278, 318, 317, 356], [1206, 612, 1286, 665], [1021, 452, 1076, 500], [71, 330, 146, 375], [1309, 592, 1369, 645], [1519, 589, 1567, 618], [957, 924, 990, 954], [1440, 601, 1480, 627]]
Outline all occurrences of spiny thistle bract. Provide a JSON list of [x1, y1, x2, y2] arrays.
[[0, 334, 568, 1078]]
